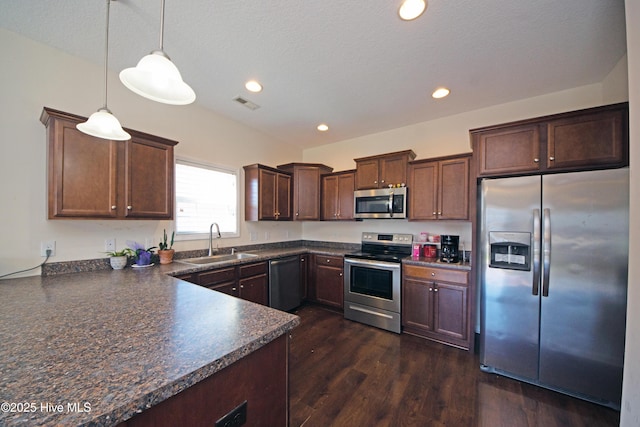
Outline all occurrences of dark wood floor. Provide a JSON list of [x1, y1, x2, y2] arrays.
[[288, 304, 620, 427]]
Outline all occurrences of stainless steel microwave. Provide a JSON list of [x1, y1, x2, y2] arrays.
[[354, 187, 407, 219]]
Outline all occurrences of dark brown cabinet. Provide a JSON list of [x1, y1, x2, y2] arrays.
[[277, 163, 333, 221], [472, 102, 628, 177], [310, 255, 344, 309], [354, 150, 416, 189], [402, 264, 470, 350], [408, 154, 470, 220], [243, 164, 292, 221], [189, 261, 269, 306], [321, 170, 355, 220], [41, 107, 177, 220]]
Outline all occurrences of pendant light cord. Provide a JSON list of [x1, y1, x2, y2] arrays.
[[102, 0, 111, 111], [159, 0, 165, 51]]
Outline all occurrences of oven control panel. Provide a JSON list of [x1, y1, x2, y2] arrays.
[[361, 232, 413, 246]]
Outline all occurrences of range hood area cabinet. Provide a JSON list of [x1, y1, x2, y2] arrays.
[[243, 164, 292, 221], [354, 150, 416, 190], [277, 163, 333, 221], [471, 102, 628, 177], [40, 107, 177, 220], [408, 154, 471, 221]]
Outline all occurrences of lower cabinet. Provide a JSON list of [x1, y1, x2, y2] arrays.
[[186, 262, 269, 306], [402, 264, 470, 350], [309, 254, 344, 309], [117, 334, 288, 427]]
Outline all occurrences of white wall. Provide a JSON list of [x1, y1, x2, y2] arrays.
[[0, 29, 303, 277], [621, 1, 640, 425]]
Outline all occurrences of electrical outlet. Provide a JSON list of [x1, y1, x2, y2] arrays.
[[41, 240, 56, 257], [105, 238, 116, 252]]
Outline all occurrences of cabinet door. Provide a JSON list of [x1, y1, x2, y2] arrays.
[[276, 173, 292, 220], [355, 159, 380, 189], [337, 173, 355, 220], [239, 274, 269, 305], [438, 157, 469, 220], [380, 155, 409, 187], [198, 267, 236, 288], [321, 175, 339, 220], [408, 161, 438, 220], [48, 118, 118, 218], [476, 124, 541, 176], [293, 167, 320, 220], [546, 109, 626, 170], [433, 282, 468, 341], [314, 258, 344, 309], [402, 278, 434, 334], [258, 169, 277, 220], [125, 138, 174, 218]]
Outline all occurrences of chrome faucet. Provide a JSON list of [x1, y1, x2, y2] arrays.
[[208, 222, 221, 256]]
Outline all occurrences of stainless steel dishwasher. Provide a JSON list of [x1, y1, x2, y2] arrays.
[[269, 256, 301, 311]]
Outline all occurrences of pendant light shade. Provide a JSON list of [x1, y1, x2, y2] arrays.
[[120, 50, 196, 105], [77, 108, 131, 141], [119, 0, 195, 105], [77, 0, 130, 141]]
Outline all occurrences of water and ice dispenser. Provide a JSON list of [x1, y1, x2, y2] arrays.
[[489, 232, 531, 271]]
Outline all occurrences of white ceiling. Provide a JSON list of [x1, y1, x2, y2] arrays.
[[0, 0, 627, 149]]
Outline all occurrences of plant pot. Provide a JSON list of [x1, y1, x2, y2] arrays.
[[158, 249, 175, 265], [109, 256, 128, 270]]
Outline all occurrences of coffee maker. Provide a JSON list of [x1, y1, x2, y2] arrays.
[[440, 235, 460, 263]]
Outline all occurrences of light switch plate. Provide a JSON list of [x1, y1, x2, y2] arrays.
[[105, 238, 116, 252]]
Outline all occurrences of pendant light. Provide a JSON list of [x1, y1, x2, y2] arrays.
[[119, 0, 196, 105], [77, 0, 131, 141]]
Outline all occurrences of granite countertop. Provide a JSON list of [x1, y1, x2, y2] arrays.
[[0, 267, 299, 426]]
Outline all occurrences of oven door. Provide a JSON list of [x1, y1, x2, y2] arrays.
[[343, 257, 401, 313]]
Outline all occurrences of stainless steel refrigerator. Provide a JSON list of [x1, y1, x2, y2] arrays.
[[479, 168, 629, 409]]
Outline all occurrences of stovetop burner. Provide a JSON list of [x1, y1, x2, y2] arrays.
[[345, 232, 413, 263]]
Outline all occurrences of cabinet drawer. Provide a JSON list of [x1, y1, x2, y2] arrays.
[[403, 265, 468, 285], [238, 261, 268, 278], [198, 267, 236, 287], [174, 273, 194, 283], [315, 255, 343, 267]]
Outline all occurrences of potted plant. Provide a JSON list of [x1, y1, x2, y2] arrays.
[[158, 229, 175, 264], [127, 241, 157, 267], [105, 248, 134, 270]]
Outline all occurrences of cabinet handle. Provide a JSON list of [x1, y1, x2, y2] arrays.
[[127, 206, 132, 210], [534, 158, 540, 163], [111, 205, 116, 210], [549, 156, 555, 161]]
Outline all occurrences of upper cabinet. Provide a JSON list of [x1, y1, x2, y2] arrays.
[[321, 170, 355, 221], [408, 154, 471, 221], [243, 164, 292, 221], [40, 107, 177, 220], [354, 150, 416, 189], [471, 103, 629, 177], [277, 163, 333, 221]]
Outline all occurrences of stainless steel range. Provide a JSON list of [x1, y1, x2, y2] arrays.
[[343, 232, 413, 333]]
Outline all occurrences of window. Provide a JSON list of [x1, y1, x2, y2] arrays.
[[175, 158, 239, 239]]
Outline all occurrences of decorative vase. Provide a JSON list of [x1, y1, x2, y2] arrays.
[[109, 256, 127, 270], [158, 249, 175, 265]]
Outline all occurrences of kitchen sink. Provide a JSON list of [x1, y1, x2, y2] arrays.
[[180, 253, 259, 265]]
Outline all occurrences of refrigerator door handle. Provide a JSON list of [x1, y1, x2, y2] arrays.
[[532, 209, 541, 295], [542, 208, 551, 297]]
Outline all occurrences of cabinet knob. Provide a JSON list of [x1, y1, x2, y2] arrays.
[[374, 180, 378, 184], [240, 285, 244, 289], [431, 272, 435, 276], [437, 212, 442, 215], [339, 273, 343, 277], [432, 211, 437, 215], [296, 212, 299, 216], [429, 287, 433, 292], [549, 156, 555, 161], [534, 158, 540, 163], [381, 180, 385, 183], [111, 205, 117, 210], [232, 287, 237, 291], [127, 206, 132, 210], [327, 259, 331, 263], [434, 288, 439, 292]]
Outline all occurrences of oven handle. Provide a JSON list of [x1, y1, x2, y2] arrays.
[[344, 257, 401, 271]]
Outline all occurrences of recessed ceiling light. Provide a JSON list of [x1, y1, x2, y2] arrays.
[[245, 80, 263, 93], [317, 124, 329, 132], [432, 87, 450, 99], [399, 0, 427, 21]]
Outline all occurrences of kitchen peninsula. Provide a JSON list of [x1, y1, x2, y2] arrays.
[[0, 267, 299, 426]]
